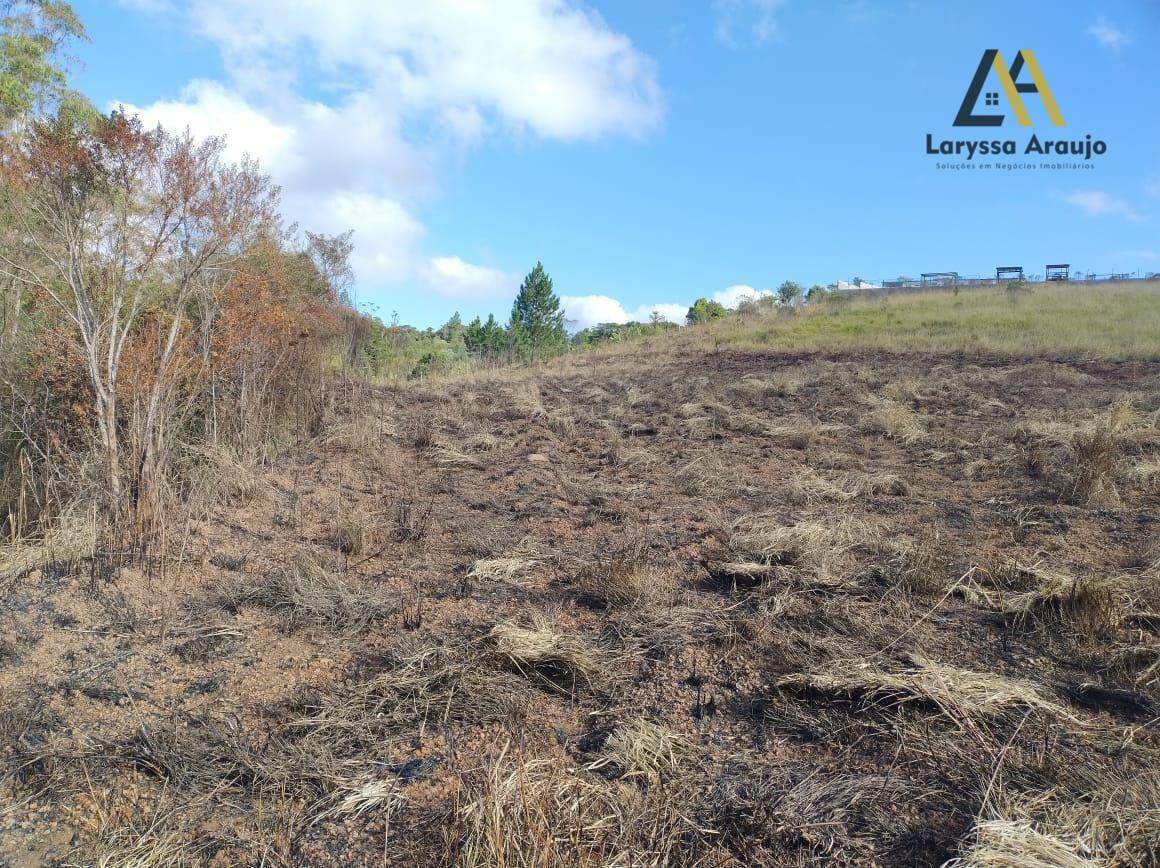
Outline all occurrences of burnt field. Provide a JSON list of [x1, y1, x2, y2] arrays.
[[2, 348, 1158, 866]]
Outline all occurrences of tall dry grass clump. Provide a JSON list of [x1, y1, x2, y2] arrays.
[[456, 747, 699, 868], [486, 616, 625, 693], [995, 565, 1122, 635]]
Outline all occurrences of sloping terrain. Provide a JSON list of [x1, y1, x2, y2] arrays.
[[2, 348, 1158, 866]]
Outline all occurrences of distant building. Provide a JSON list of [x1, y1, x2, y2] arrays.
[[832, 279, 881, 292]]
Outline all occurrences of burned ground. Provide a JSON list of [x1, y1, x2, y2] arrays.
[[1, 348, 1158, 866]]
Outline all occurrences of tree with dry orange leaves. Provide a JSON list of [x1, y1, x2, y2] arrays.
[[0, 110, 277, 524]]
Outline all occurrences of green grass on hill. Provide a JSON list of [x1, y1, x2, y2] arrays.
[[699, 281, 1160, 358]]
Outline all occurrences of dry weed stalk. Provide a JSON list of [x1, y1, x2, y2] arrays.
[[0, 501, 98, 585]]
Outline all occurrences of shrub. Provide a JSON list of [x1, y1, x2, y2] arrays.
[[685, 297, 728, 324]]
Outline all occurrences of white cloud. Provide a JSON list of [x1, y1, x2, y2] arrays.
[[313, 193, 427, 285], [713, 284, 773, 308], [1064, 190, 1142, 222], [116, 1, 663, 301], [186, 0, 663, 142], [713, 0, 790, 47], [561, 295, 687, 330], [639, 303, 689, 323], [420, 256, 515, 300], [1087, 16, 1131, 52], [116, 80, 294, 167]]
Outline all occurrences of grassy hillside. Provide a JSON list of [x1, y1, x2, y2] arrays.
[[640, 281, 1160, 360]]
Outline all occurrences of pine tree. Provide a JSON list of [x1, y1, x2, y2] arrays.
[[438, 311, 465, 343], [465, 313, 508, 361], [509, 262, 565, 361], [482, 314, 507, 358]]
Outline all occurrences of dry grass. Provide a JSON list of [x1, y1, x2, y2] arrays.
[[300, 638, 529, 739], [332, 511, 379, 555], [609, 599, 734, 657], [995, 564, 1122, 635], [65, 801, 193, 868], [586, 718, 693, 781], [677, 402, 719, 440], [776, 652, 1070, 728], [317, 777, 405, 822], [858, 399, 927, 444], [0, 501, 98, 585], [765, 419, 840, 450], [1129, 457, 1160, 495], [947, 820, 1100, 868], [429, 443, 486, 470], [1066, 416, 1122, 508], [580, 559, 677, 608], [728, 372, 801, 399], [877, 528, 949, 594], [676, 452, 763, 498], [320, 413, 385, 454], [788, 468, 909, 504], [188, 444, 273, 506], [555, 469, 643, 513], [456, 748, 701, 868], [505, 381, 547, 420], [713, 513, 873, 589], [601, 421, 657, 468], [486, 616, 623, 692], [215, 556, 398, 634], [946, 772, 1160, 868], [467, 555, 541, 588], [1018, 401, 1159, 507]]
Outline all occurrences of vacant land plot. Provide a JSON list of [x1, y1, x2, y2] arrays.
[[675, 281, 1160, 358], [2, 345, 1158, 865]]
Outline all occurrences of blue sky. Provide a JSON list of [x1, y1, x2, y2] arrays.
[[72, 1, 1159, 329]]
